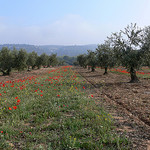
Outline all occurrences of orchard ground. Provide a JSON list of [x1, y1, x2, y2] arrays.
[[76, 66, 150, 150], [0, 66, 149, 149], [0, 66, 131, 149]]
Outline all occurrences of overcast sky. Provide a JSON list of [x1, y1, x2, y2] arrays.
[[0, 0, 150, 45]]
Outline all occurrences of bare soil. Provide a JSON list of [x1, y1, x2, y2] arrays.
[[74, 66, 150, 150]]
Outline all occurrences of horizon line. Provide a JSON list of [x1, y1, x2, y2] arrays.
[[0, 43, 98, 46]]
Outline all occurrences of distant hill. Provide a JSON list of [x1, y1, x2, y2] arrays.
[[0, 44, 97, 56]]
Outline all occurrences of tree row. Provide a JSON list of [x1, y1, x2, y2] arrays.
[[77, 23, 150, 83], [0, 47, 58, 76]]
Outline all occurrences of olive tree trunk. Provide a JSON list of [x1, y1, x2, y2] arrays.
[[103, 67, 108, 75], [1, 68, 11, 76], [27, 66, 30, 71], [129, 67, 139, 83], [91, 66, 95, 72]]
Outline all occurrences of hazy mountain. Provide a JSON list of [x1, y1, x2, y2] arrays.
[[0, 44, 97, 56]]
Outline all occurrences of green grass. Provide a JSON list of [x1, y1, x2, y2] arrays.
[[0, 66, 131, 149]]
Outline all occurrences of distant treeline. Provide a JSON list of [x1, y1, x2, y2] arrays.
[[0, 47, 58, 76], [0, 46, 79, 76], [57, 56, 77, 66]]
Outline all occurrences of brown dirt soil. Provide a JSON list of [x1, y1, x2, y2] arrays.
[[74, 66, 150, 150]]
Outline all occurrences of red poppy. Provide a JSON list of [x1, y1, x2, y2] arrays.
[[15, 97, 18, 99], [57, 94, 60, 97], [8, 107, 12, 110], [1, 131, 3, 133], [13, 106, 17, 109], [91, 95, 94, 98], [17, 99, 20, 103], [40, 94, 43, 96], [83, 86, 85, 89]]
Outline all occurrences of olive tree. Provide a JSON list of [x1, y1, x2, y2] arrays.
[[77, 54, 88, 68], [27, 51, 38, 70], [142, 26, 150, 67], [108, 23, 145, 83], [87, 50, 97, 72], [40, 53, 49, 68], [35, 56, 43, 69], [11, 47, 19, 69], [48, 54, 58, 67], [58, 60, 65, 66], [96, 43, 116, 74], [0, 47, 12, 75], [15, 49, 28, 71]]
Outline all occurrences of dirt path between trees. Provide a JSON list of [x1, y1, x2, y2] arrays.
[[74, 66, 150, 150]]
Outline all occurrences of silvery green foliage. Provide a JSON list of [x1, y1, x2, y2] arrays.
[[87, 50, 97, 71], [143, 26, 150, 51], [142, 26, 150, 67], [27, 51, 38, 69], [107, 23, 146, 82], [0, 47, 12, 75], [96, 42, 116, 69], [48, 54, 58, 67], [77, 54, 88, 68], [40, 53, 49, 67], [15, 49, 28, 71], [107, 23, 145, 71]]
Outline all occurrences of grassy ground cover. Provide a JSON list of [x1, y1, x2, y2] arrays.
[[0, 66, 130, 149]]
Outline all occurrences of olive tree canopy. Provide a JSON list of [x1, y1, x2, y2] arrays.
[[77, 54, 88, 68], [108, 23, 145, 83], [96, 42, 116, 75], [0, 47, 12, 75]]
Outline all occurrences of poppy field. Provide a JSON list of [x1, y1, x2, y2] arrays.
[[0, 66, 130, 149]]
